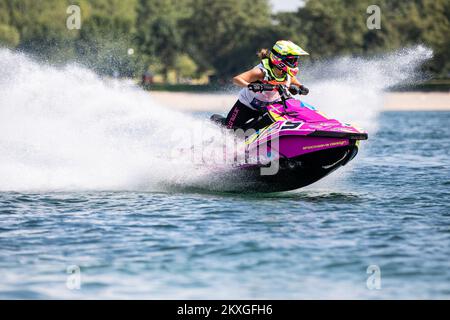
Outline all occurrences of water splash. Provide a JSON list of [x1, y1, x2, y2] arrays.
[[299, 45, 433, 190], [0, 46, 432, 192], [0, 49, 218, 191], [302, 45, 433, 132]]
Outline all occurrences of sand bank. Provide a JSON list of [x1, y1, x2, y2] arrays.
[[383, 92, 450, 111]]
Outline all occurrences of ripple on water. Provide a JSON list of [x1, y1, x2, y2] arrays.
[[0, 112, 449, 299]]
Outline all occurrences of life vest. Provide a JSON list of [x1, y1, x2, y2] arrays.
[[261, 58, 288, 85], [237, 60, 291, 110]]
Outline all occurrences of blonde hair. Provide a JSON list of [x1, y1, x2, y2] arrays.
[[257, 48, 270, 60]]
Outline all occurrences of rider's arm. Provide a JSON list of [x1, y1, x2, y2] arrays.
[[233, 68, 265, 87], [291, 76, 302, 87]]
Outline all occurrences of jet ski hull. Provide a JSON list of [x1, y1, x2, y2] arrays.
[[214, 142, 358, 193]]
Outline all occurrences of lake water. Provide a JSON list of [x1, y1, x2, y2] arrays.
[[0, 111, 448, 299]]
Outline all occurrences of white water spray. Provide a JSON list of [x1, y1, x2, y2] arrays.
[[0, 46, 432, 192], [299, 45, 433, 190], [301, 45, 432, 132], [0, 50, 218, 191]]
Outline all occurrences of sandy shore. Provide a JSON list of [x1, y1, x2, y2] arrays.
[[383, 92, 450, 111], [149, 91, 450, 112]]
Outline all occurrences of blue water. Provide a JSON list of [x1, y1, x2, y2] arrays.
[[0, 111, 449, 299]]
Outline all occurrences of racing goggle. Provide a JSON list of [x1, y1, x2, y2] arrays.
[[271, 50, 300, 68], [283, 56, 300, 68]]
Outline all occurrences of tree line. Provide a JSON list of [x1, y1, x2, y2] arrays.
[[0, 0, 448, 81]]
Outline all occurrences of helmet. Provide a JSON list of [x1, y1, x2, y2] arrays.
[[269, 40, 309, 77]]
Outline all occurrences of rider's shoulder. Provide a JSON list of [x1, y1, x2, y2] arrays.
[[253, 64, 267, 77], [244, 65, 265, 80]]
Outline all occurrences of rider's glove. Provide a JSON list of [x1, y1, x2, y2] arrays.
[[248, 83, 275, 92], [299, 85, 309, 95], [248, 83, 263, 92], [288, 84, 300, 95], [289, 84, 309, 95]]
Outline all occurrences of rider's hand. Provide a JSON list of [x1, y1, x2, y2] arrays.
[[289, 84, 309, 95], [288, 84, 300, 95], [299, 85, 309, 95], [248, 82, 275, 92], [248, 83, 263, 92]]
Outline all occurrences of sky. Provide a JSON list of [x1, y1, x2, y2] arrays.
[[270, 0, 303, 12]]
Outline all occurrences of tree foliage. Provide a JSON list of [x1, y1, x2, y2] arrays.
[[0, 0, 448, 79], [184, 0, 276, 77]]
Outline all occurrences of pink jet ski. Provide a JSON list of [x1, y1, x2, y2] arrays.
[[209, 84, 368, 193]]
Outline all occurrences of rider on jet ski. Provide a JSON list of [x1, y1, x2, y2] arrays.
[[225, 40, 310, 130]]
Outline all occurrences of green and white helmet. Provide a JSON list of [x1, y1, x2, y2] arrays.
[[269, 40, 309, 77]]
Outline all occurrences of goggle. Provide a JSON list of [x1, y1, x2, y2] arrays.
[[271, 50, 300, 68], [283, 56, 300, 68]]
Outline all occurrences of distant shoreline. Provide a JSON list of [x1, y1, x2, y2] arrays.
[[143, 80, 450, 93], [383, 92, 450, 111], [149, 91, 450, 112]]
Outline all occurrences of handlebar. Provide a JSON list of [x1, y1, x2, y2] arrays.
[[247, 83, 277, 93], [247, 83, 295, 115], [248, 83, 307, 96]]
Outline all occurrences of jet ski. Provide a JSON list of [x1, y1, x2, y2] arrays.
[[208, 84, 368, 193]]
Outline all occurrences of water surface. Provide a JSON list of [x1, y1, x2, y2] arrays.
[[0, 111, 449, 299]]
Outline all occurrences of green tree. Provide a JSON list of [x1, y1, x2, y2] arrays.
[[0, 24, 20, 47], [278, 0, 449, 78], [174, 54, 198, 81], [75, 0, 140, 76], [5, 0, 76, 59], [0, 0, 448, 80], [185, 0, 275, 80], [407, 0, 450, 76], [137, 0, 192, 80]]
